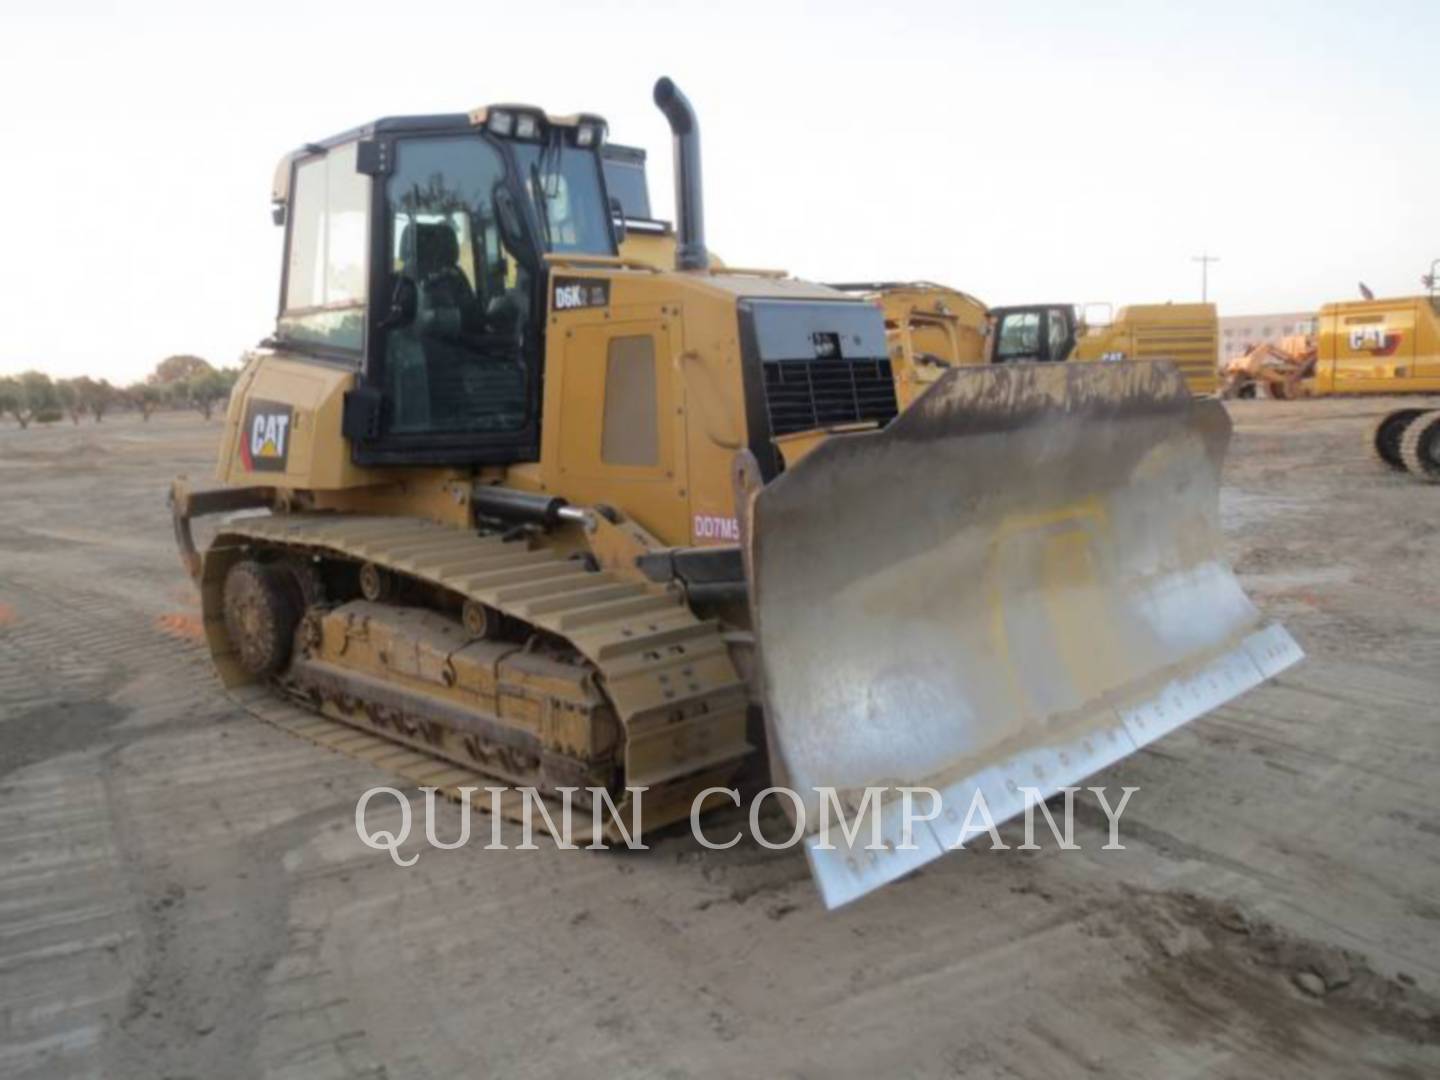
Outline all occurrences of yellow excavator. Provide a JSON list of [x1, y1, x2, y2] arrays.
[[172, 79, 1300, 908], [815, 282, 989, 409], [986, 300, 1219, 394], [1309, 288, 1440, 479], [601, 146, 1220, 399], [1213, 280, 1440, 480], [821, 286, 1220, 401]]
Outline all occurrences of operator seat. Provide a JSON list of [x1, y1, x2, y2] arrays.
[[412, 223, 477, 339], [410, 222, 485, 426], [387, 220, 529, 433], [386, 222, 474, 431]]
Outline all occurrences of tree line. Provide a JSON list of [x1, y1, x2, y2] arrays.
[[0, 355, 242, 429]]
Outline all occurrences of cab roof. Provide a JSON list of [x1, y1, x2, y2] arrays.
[[270, 105, 607, 207]]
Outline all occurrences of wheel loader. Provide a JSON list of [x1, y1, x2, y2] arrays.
[[1219, 335, 1316, 401], [172, 78, 1301, 908]]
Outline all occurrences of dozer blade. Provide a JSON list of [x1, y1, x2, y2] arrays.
[[746, 362, 1302, 908]]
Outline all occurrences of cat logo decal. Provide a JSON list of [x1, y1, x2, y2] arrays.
[[1348, 326, 1402, 356], [240, 400, 294, 473]]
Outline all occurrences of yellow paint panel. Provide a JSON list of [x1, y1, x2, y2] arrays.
[[1314, 295, 1440, 392], [218, 351, 377, 490]]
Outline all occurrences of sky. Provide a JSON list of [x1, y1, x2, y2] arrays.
[[2, 0, 1437, 384]]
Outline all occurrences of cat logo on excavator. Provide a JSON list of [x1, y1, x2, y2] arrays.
[[1348, 325, 1402, 356]]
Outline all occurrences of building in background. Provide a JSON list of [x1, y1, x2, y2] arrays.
[[1219, 312, 1317, 359]]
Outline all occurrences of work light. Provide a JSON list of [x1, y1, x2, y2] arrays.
[[486, 109, 514, 137]]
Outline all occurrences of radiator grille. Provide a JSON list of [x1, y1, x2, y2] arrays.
[[762, 358, 899, 437]]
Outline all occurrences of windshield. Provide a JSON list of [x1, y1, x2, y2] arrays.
[[996, 312, 1040, 361], [513, 139, 616, 256]]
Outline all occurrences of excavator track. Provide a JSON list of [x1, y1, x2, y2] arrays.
[[198, 513, 752, 838]]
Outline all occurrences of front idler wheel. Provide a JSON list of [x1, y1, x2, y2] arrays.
[[223, 560, 302, 678]]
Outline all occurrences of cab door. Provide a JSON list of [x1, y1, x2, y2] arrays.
[[345, 132, 545, 467], [1044, 306, 1078, 361]]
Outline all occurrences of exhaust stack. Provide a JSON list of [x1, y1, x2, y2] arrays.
[[652, 77, 707, 272]]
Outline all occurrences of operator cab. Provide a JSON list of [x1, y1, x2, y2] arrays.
[[269, 106, 616, 467], [988, 305, 1078, 364]]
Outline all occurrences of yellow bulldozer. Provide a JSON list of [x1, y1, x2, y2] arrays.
[[172, 79, 1300, 908]]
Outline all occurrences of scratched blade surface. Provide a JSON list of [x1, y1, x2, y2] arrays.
[[747, 362, 1301, 907]]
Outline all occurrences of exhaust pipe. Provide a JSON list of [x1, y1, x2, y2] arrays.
[[652, 77, 707, 272]]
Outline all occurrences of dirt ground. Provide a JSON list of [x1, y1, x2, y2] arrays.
[[1, 399, 1438, 1079]]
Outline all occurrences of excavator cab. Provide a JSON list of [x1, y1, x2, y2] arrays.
[[988, 304, 1079, 363]]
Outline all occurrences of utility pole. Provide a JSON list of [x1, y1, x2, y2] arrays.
[[1192, 253, 1220, 302]]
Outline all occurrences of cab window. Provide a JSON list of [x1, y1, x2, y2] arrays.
[[513, 141, 616, 256], [601, 148, 652, 221], [1046, 308, 1071, 360], [279, 141, 369, 351], [383, 135, 533, 436], [996, 312, 1040, 361]]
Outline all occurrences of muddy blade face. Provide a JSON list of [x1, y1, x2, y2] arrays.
[[748, 362, 1302, 909]]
